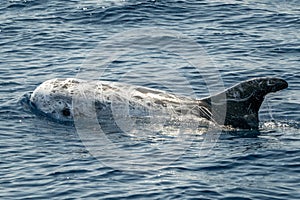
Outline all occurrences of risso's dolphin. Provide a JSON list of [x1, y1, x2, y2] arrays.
[[29, 77, 288, 130]]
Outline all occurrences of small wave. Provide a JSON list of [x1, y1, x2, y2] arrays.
[[262, 120, 300, 130]]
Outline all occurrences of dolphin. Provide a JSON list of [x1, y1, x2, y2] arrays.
[[29, 77, 288, 130]]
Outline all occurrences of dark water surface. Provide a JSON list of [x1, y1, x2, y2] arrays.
[[1, 0, 299, 199]]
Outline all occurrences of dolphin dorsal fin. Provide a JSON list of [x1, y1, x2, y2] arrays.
[[200, 77, 288, 129]]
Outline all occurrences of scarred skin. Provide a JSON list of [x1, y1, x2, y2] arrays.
[[29, 77, 288, 130]]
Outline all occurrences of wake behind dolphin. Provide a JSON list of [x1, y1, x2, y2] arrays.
[[29, 77, 288, 130]]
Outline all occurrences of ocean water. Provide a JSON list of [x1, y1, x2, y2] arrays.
[[1, 0, 300, 199]]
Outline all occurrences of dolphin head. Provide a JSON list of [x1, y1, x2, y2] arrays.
[[29, 78, 84, 122]]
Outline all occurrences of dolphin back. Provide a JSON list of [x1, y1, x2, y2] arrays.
[[29, 77, 288, 130]]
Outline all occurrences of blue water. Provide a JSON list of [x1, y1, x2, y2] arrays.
[[1, 0, 300, 199]]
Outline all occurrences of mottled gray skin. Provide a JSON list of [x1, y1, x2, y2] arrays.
[[29, 77, 288, 129]]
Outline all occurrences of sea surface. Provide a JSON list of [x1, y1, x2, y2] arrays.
[[1, 0, 300, 199]]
